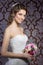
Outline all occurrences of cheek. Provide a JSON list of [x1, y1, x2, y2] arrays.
[[15, 15, 21, 23], [16, 15, 20, 19], [17, 15, 21, 19], [15, 15, 19, 20]]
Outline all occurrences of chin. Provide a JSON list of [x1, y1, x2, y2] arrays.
[[18, 20, 23, 24], [18, 21, 22, 24], [19, 22, 22, 23]]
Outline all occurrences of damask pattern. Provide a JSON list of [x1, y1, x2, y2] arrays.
[[0, 0, 43, 65]]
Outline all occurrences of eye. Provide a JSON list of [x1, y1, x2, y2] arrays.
[[19, 13, 22, 15], [18, 13, 26, 18], [24, 15, 26, 17]]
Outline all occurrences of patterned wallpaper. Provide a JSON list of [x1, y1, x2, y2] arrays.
[[0, 0, 43, 65]]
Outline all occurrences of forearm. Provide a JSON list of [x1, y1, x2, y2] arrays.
[[1, 51, 25, 58]]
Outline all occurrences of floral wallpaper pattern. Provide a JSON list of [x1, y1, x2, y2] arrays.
[[0, 0, 43, 65]]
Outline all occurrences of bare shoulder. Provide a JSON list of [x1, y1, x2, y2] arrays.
[[4, 25, 12, 38], [5, 27, 10, 34], [5, 25, 12, 33], [4, 25, 17, 38]]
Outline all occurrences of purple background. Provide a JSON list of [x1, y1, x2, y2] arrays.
[[0, 0, 43, 65]]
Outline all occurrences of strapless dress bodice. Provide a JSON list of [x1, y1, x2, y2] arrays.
[[10, 34, 28, 53]]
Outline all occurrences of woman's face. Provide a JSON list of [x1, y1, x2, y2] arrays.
[[14, 9, 26, 24]]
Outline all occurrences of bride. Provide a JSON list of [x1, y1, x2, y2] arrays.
[[1, 3, 32, 65]]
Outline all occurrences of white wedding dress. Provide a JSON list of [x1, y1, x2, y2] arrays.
[[5, 34, 30, 65]]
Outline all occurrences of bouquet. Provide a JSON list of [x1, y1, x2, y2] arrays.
[[24, 43, 38, 56], [23, 43, 38, 64]]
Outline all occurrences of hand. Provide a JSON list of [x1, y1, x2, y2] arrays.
[[23, 52, 33, 60], [31, 56, 35, 61]]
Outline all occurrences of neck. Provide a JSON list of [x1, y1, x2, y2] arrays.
[[12, 20, 21, 27]]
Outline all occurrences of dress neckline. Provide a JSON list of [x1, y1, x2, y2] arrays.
[[10, 34, 27, 40]]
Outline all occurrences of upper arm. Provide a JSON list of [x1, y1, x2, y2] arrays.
[[1, 28, 11, 53]]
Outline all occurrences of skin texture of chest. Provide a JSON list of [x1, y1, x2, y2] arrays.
[[10, 26, 24, 38]]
